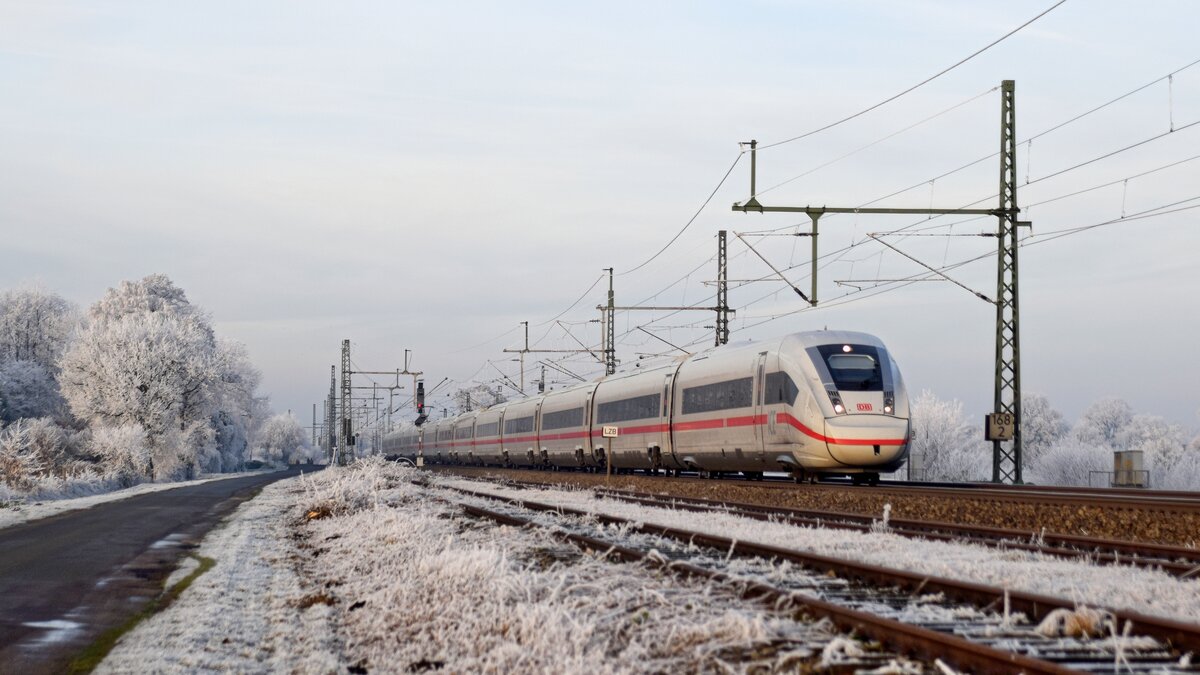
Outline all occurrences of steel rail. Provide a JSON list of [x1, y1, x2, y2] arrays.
[[737, 476, 1200, 511], [428, 464, 1200, 511], [452, 500, 1075, 674], [446, 485, 1200, 656]]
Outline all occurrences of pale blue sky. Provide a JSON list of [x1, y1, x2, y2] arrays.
[[2, 1, 1198, 428]]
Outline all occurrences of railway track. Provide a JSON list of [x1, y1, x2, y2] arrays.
[[580, 486, 1200, 578], [507, 474, 1200, 573], [441, 483, 1200, 673], [427, 463, 1200, 512]]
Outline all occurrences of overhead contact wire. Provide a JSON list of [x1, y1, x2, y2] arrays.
[[757, 0, 1069, 150]]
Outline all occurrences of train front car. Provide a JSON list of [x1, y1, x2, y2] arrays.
[[774, 331, 910, 482]]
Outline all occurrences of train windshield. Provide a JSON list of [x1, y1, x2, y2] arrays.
[[816, 344, 884, 391]]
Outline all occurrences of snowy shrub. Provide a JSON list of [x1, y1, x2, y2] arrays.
[[89, 424, 151, 486], [908, 390, 989, 482], [0, 417, 89, 490], [1027, 437, 1111, 487], [1155, 448, 1200, 490], [150, 421, 216, 481], [0, 420, 43, 490], [22, 417, 69, 470]]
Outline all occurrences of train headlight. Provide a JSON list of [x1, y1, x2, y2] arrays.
[[826, 387, 847, 415], [883, 390, 895, 416], [883, 405, 893, 414]]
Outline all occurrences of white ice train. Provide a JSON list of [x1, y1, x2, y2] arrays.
[[383, 330, 911, 483]]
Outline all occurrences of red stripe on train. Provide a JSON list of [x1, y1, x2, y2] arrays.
[[775, 412, 906, 446]]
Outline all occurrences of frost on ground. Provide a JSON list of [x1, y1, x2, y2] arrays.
[[0, 469, 279, 531], [442, 478, 1200, 625], [99, 459, 856, 674]]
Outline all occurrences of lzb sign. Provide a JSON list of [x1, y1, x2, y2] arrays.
[[602, 426, 619, 438], [985, 412, 1016, 441]]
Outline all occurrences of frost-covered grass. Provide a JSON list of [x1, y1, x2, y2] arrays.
[[295, 459, 844, 673], [0, 469, 278, 531], [441, 477, 1200, 625], [100, 458, 874, 674]]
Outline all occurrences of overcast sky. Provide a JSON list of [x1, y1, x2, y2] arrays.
[[2, 1, 1198, 431]]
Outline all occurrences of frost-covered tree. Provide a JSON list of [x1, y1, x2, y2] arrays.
[[256, 413, 309, 464], [61, 312, 218, 437], [0, 359, 66, 422], [1020, 392, 1067, 464], [1072, 398, 1133, 447], [206, 340, 264, 471], [1158, 447, 1200, 490], [59, 275, 236, 480], [454, 384, 506, 413], [88, 274, 209, 330], [0, 285, 78, 371], [908, 390, 989, 482]]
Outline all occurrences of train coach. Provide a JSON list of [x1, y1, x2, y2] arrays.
[[382, 330, 910, 483]]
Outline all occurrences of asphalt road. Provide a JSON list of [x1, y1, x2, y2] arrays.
[[0, 466, 316, 673]]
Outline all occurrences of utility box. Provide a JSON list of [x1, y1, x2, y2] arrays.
[[1112, 450, 1148, 488]]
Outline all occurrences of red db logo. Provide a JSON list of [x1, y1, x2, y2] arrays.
[[856, 403, 873, 411]]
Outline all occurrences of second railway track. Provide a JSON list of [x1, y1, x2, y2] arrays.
[[440, 482, 1200, 673], [582, 486, 1200, 578]]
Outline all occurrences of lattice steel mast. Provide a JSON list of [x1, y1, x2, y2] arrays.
[[339, 339, 352, 465], [716, 230, 730, 346], [993, 80, 1023, 484]]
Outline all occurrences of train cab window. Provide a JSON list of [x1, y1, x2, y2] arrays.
[[764, 372, 799, 406], [542, 407, 584, 430], [597, 394, 660, 423], [504, 416, 534, 434], [681, 377, 753, 414], [817, 345, 884, 391]]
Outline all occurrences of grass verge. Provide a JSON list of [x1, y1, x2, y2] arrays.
[[67, 553, 216, 674]]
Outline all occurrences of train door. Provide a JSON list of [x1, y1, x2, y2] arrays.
[[753, 351, 769, 460], [532, 400, 544, 464], [660, 371, 678, 469], [583, 388, 596, 464]]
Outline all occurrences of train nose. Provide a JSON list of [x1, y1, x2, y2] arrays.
[[823, 415, 909, 467]]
